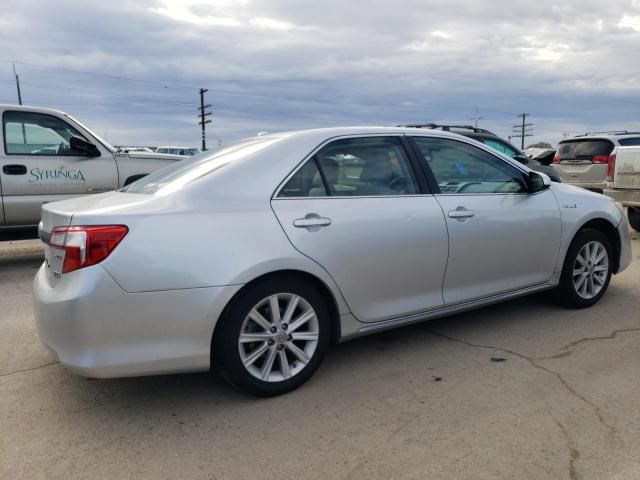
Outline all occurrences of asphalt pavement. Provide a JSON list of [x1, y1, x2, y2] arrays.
[[1, 232, 639, 479]]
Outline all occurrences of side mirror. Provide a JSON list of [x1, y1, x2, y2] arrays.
[[514, 154, 530, 165], [70, 136, 100, 157], [527, 171, 551, 193]]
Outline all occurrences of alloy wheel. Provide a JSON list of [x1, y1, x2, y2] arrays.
[[238, 293, 319, 382], [572, 240, 609, 300]]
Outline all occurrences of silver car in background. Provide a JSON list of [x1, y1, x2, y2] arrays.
[[33, 127, 632, 396], [552, 131, 640, 193]]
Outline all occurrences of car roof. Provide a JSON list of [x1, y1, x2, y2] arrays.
[[562, 131, 640, 143], [0, 104, 68, 116], [255, 126, 474, 143]]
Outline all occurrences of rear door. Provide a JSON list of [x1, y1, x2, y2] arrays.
[[272, 135, 449, 323], [410, 136, 562, 305], [0, 110, 117, 225]]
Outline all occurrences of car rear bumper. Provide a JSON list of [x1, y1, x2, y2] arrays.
[[605, 189, 640, 207], [33, 264, 241, 378]]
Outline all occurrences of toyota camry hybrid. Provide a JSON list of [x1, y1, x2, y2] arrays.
[[33, 127, 632, 396]]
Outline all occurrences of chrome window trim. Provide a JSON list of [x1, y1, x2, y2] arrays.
[[272, 133, 416, 200]]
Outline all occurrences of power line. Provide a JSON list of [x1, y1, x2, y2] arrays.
[[512, 113, 533, 149]]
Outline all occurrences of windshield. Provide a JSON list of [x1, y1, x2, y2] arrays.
[[123, 136, 282, 196], [65, 114, 116, 152], [480, 138, 519, 158]]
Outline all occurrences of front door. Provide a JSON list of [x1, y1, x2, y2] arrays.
[[411, 136, 562, 305], [272, 135, 449, 323], [0, 109, 117, 225]]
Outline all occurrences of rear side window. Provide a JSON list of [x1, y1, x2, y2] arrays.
[[279, 136, 419, 197], [618, 137, 640, 146], [279, 158, 327, 197], [556, 139, 614, 160]]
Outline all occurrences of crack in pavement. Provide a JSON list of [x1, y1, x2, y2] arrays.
[[0, 361, 59, 378], [425, 329, 616, 436], [555, 420, 581, 480], [537, 327, 640, 360]]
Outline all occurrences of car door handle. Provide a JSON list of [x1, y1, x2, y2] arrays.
[[293, 214, 332, 229], [2, 164, 27, 175], [448, 208, 475, 219]]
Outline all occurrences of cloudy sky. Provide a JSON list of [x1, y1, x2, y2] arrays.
[[1, 0, 640, 148]]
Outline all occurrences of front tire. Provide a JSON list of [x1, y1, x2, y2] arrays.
[[628, 207, 640, 233], [213, 277, 331, 396], [553, 229, 613, 308]]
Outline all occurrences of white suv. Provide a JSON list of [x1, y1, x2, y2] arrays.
[[552, 132, 640, 193]]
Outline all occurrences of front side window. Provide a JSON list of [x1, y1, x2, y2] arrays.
[[279, 136, 419, 197], [412, 137, 527, 194], [3, 111, 89, 156]]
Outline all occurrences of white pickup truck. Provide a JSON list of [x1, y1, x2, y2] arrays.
[[604, 145, 640, 232], [0, 105, 187, 228]]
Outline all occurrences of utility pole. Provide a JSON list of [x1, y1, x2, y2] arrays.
[[198, 88, 212, 151], [470, 108, 483, 129], [12, 63, 23, 105], [512, 113, 533, 150]]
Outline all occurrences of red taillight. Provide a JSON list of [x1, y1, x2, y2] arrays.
[[592, 155, 609, 164], [552, 154, 561, 164], [606, 153, 617, 182], [48, 225, 128, 273]]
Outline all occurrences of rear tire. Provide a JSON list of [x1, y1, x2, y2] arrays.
[[628, 207, 640, 233], [553, 228, 613, 309], [212, 276, 331, 396]]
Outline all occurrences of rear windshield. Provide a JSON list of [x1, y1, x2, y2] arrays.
[[123, 137, 282, 195], [556, 139, 614, 160], [618, 137, 640, 146]]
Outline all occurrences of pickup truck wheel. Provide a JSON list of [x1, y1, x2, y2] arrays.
[[553, 228, 613, 309], [628, 207, 640, 233]]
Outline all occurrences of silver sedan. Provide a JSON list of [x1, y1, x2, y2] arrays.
[[33, 127, 632, 396]]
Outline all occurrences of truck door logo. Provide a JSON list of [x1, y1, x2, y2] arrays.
[[29, 165, 86, 183]]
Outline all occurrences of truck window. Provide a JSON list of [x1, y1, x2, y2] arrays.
[[3, 111, 90, 156]]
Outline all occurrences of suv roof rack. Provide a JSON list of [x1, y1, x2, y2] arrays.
[[398, 123, 497, 135], [574, 130, 640, 137]]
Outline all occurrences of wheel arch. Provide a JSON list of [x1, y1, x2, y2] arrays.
[[574, 218, 622, 273], [211, 269, 342, 354], [123, 174, 148, 186]]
